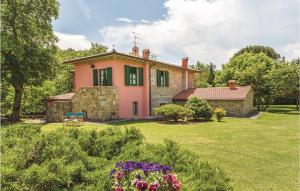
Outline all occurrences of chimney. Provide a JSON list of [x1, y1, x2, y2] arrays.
[[182, 57, 188, 69], [228, 80, 237, 90], [132, 46, 139, 56], [142, 49, 150, 59]]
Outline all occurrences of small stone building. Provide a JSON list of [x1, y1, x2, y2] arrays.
[[46, 87, 119, 122], [173, 81, 254, 116]]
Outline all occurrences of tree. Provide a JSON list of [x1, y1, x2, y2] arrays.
[[1, 0, 59, 122], [1, 44, 108, 116], [216, 52, 274, 110], [233, 45, 281, 60], [185, 97, 213, 120], [207, 63, 216, 87], [266, 61, 300, 110]]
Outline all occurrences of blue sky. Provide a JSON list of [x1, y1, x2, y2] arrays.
[[54, 0, 300, 68]]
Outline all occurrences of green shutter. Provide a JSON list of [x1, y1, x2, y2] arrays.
[[165, 71, 169, 87], [93, 69, 98, 86], [156, 70, 160, 87], [125, 65, 130, 85], [107, 67, 112, 86], [138, 67, 143, 86]]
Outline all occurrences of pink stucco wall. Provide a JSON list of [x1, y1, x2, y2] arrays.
[[74, 60, 150, 118]]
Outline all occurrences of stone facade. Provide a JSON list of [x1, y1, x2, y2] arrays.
[[46, 101, 72, 122], [46, 87, 119, 122], [72, 87, 119, 121], [150, 64, 184, 111], [174, 90, 254, 117]]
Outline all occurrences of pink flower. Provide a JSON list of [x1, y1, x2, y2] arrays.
[[149, 183, 160, 191], [115, 171, 124, 180]]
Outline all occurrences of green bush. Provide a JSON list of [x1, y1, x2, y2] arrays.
[[185, 97, 213, 120], [154, 104, 194, 122], [1, 124, 232, 191], [214, 107, 226, 122]]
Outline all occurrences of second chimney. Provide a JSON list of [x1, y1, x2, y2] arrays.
[[228, 80, 237, 90], [182, 57, 188, 69], [142, 49, 150, 59]]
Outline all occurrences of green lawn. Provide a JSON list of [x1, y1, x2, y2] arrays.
[[42, 105, 299, 190]]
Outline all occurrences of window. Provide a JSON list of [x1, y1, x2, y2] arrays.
[[132, 102, 138, 115], [156, 70, 169, 87], [125, 65, 143, 86], [93, 68, 112, 86]]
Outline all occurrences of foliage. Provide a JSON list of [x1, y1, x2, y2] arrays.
[[109, 161, 181, 191], [1, 0, 59, 122], [214, 107, 226, 122], [185, 97, 213, 120], [154, 104, 194, 122], [216, 52, 274, 110], [1, 44, 108, 115], [1, 124, 232, 191], [232, 45, 281, 60], [266, 61, 300, 109], [190, 62, 216, 87]]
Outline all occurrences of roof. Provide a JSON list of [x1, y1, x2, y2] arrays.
[[64, 50, 199, 72], [46, 93, 75, 101], [173, 86, 252, 101]]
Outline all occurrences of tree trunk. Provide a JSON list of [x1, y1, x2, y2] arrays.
[[10, 83, 23, 123], [296, 95, 299, 111]]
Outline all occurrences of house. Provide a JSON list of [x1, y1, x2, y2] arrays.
[[46, 46, 199, 122], [173, 80, 254, 116]]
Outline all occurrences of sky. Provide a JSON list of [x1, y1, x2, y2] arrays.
[[54, 0, 300, 68]]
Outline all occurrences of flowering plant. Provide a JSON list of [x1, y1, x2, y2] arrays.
[[110, 161, 182, 191]]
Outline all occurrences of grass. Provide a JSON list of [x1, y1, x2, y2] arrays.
[[42, 105, 299, 191]]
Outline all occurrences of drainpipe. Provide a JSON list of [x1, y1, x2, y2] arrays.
[[149, 62, 153, 116]]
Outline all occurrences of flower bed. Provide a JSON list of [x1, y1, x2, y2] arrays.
[[110, 161, 181, 191]]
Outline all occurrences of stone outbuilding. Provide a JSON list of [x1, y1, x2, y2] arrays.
[[173, 81, 254, 116], [46, 87, 119, 122]]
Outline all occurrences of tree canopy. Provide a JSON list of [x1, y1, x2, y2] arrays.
[[232, 45, 281, 60], [1, 0, 59, 122]]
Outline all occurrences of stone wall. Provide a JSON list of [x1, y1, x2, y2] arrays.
[[174, 90, 254, 117], [72, 87, 119, 121], [46, 101, 72, 122], [150, 64, 184, 111]]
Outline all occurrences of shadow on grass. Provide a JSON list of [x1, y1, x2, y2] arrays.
[[266, 105, 299, 115]]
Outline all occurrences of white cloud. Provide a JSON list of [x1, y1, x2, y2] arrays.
[[55, 32, 91, 50], [140, 19, 151, 24], [282, 42, 300, 60], [117, 17, 133, 23], [99, 0, 299, 68]]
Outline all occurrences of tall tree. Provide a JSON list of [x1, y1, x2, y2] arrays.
[[190, 61, 209, 87], [216, 52, 274, 110], [1, 0, 59, 122], [266, 61, 300, 110], [207, 63, 216, 87], [233, 45, 281, 60]]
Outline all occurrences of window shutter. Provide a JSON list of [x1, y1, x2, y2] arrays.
[[107, 67, 112, 86], [138, 67, 143, 86], [156, 70, 160, 87], [93, 69, 98, 86], [125, 65, 130, 85], [165, 71, 169, 87]]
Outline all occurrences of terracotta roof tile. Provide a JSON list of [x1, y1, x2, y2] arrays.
[[47, 93, 75, 101], [173, 86, 252, 101]]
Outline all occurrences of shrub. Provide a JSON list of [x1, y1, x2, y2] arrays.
[[154, 104, 193, 122], [185, 97, 213, 120], [214, 107, 226, 122], [1, 124, 232, 191]]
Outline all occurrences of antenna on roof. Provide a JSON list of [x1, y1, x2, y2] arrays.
[[132, 32, 141, 47]]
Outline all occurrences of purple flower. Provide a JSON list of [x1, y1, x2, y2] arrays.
[[136, 181, 148, 191]]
